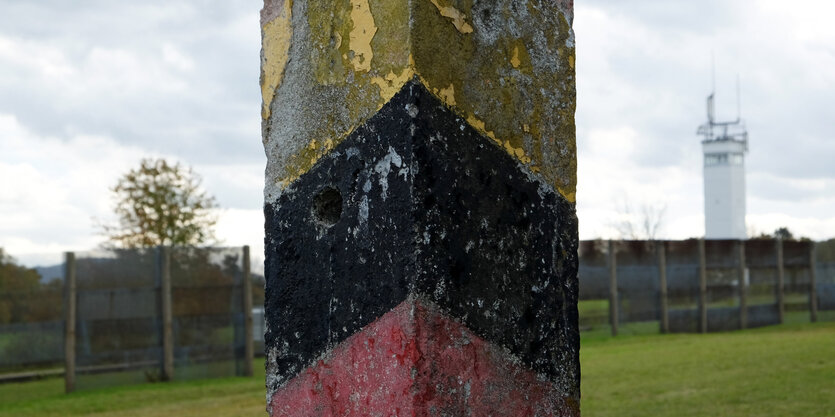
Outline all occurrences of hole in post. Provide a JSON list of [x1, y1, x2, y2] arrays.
[[312, 187, 343, 226]]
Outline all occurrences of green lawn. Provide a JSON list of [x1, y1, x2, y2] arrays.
[[0, 362, 268, 417], [1, 321, 833, 416], [581, 321, 835, 417]]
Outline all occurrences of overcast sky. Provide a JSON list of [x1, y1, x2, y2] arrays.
[[1, 0, 834, 266]]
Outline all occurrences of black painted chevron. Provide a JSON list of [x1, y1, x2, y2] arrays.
[[264, 80, 579, 395]]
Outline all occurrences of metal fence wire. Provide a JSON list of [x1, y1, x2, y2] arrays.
[[68, 246, 254, 391], [577, 240, 609, 330], [74, 248, 163, 389], [2, 239, 832, 388], [665, 239, 701, 333], [616, 241, 660, 325], [170, 247, 247, 380], [0, 289, 64, 373], [814, 242, 835, 321], [578, 239, 832, 336]]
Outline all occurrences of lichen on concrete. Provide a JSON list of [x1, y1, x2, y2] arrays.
[[260, 0, 293, 120], [261, 2, 579, 413], [263, 82, 579, 412], [261, 0, 576, 203]]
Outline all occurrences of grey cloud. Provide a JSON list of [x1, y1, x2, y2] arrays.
[[0, 0, 262, 165]]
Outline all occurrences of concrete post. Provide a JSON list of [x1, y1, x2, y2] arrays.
[[698, 239, 708, 333], [608, 240, 619, 336], [63, 252, 76, 394], [260, 0, 578, 415], [810, 242, 818, 322], [156, 246, 174, 381], [658, 241, 669, 334], [242, 245, 254, 377], [739, 240, 748, 330], [776, 237, 785, 324]]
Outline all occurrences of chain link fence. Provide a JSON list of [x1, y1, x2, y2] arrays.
[[578, 239, 833, 336], [2, 239, 833, 388], [0, 246, 263, 391]]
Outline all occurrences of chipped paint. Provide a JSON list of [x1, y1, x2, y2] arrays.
[[263, 0, 577, 203], [465, 114, 498, 143], [511, 45, 521, 68], [437, 83, 456, 105], [430, 0, 474, 34], [269, 300, 578, 416], [260, 0, 293, 119], [349, 0, 377, 72], [509, 41, 532, 73], [264, 84, 580, 413], [370, 66, 415, 103], [412, 2, 577, 201], [273, 133, 340, 192], [504, 141, 531, 164], [263, 3, 580, 414]]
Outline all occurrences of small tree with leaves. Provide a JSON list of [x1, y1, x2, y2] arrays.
[[102, 158, 218, 248]]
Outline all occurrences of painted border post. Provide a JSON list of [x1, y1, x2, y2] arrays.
[[63, 252, 76, 394], [776, 237, 785, 324], [157, 246, 174, 381], [658, 241, 669, 333], [698, 239, 708, 333], [738, 240, 748, 330], [608, 240, 619, 336], [242, 245, 254, 377], [809, 242, 818, 322], [261, 1, 579, 415]]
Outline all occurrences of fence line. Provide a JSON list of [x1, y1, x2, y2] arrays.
[[579, 239, 835, 336], [810, 243, 818, 322], [64, 252, 76, 393], [2, 239, 833, 387], [59, 246, 256, 393], [658, 242, 668, 333]]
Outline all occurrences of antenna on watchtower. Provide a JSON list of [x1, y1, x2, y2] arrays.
[[697, 69, 747, 144], [711, 52, 716, 95], [736, 74, 742, 121], [698, 64, 750, 240], [707, 53, 716, 125], [707, 93, 715, 124]]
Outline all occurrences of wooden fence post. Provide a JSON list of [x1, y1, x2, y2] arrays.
[[242, 245, 254, 377], [739, 240, 748, 330], [776, 237, 785, 324], [63, 252, 76, 394], [698, 239, 707, 333], [810, 242, 818, 322], [658, 241, 669, 334], [157, 246, 174, 381], [608, 240, 618, 336]]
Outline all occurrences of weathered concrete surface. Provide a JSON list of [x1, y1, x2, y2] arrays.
[[261, 0, 578, 415], [261, 0, 576, 201], [269, 299, 576, 416]]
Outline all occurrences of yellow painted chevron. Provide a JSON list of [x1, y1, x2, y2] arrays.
[[261, 0, 576, 202], [260, 0, 293, 120]]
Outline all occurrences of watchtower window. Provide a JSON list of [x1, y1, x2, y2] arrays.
[[705, 153, 727, 166], [705, 153, 743, 166]]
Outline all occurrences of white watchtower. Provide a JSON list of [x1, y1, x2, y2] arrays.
[[697, 93, 748, 239]]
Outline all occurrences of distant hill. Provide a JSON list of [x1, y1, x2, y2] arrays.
[[34, 264, 63, 283]]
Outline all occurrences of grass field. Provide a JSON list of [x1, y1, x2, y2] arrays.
[[581, 321, 835, 417], [1, 321, 833, 416]]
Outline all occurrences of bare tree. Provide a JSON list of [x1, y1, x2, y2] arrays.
[[612, 200, 667, 241]]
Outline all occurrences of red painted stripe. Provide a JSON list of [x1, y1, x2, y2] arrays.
[[269, 299, 578, 416]]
